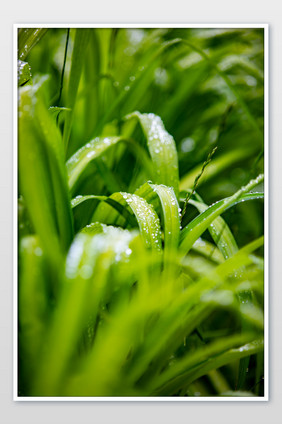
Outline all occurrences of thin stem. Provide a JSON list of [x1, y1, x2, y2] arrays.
[[58, 29, 70, 106], [181, 147, 217, 221]]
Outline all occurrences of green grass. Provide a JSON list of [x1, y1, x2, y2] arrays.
[[18, 27, 265, 397]]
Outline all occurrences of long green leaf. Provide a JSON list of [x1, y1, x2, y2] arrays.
[[126, 112, 179, 195], [90, 190, 162, 251], [66, 136, 124, 191], [32, 227, 136, 395], [63, 29, 90, 152], [72, 193, 137, 227], [151, 337, 263, 395], [91, 180, 162, 229], [19, 78, 73, 264], [187, 197, 238, 259], [18, 236, 49, 393], [33, 85, 74, 250], [18, 28, 48, 60], [135, 181, 161, 213], [180, 175, 264, 256], [149, 184, 180, 265], [120, 192, 162, 251]]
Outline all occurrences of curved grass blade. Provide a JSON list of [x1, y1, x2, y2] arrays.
[[187, 197, 238, 259], [91, 181, 160, 229], [120, 193, 162, 252], [165, 339, 264, 396], [151, 336, 263, 396], [18, 28, 48, 60], [66, 136, 124, 191], [91, 190, 162, 252], [135, 182, 161, 213], [71, 194, 107, 208], [91, 191, 133, 228], [180, 175, 264, 256], [71, 193, 137, 227], [67, 135, 155, 194], [48, 106, 71, 121], [149, 184, 180, 265], [126, 112, 179, 196], [63, 29, 91, 153]]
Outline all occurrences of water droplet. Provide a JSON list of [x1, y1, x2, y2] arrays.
[[34, 247, 43, 256]]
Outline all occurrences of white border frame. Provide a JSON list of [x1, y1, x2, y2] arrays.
[[13, 23, 269, 402]]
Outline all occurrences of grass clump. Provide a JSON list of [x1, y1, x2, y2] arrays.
[[18, 27, 265, 397]]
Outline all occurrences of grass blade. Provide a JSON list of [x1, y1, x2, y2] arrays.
[[151, 337, 263, 395], [149, 184, 180, 266], [63, 29, 90, 153], [91, 181, 161, 229], [18, 236, 49, 394], [180, 175, 264, 256], [120, 193, 162, 251], [90, 190, 162, 252], [126, 112, 179, 196], [18, 28, 48, 60], [19, 79, 73, 265], [72, 193, 137, 228], [32, 228, 136, 395], [66, 136, 124, 191], [187, 197, 238, 259]]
